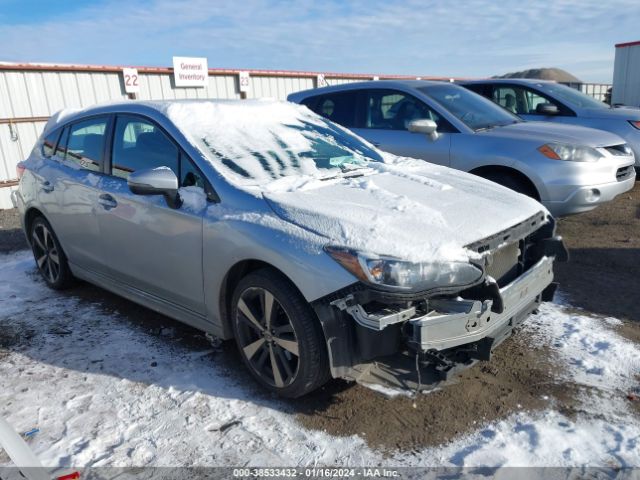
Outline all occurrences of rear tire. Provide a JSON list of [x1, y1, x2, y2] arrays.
[[30, 216, 74, 290], [479, 171, 538, 200], [231, 268, 330, 398]]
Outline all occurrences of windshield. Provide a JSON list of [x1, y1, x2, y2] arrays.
[[539, 83, 609, 110], [419, 84, 521, 131], [166, 101, 383, 189]]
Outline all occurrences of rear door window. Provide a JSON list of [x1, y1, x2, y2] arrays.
[[111, 115, 179, 179], [64, 118, 108, 172]]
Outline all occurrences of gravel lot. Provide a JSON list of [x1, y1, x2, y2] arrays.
[[0, 182, 639, 465]]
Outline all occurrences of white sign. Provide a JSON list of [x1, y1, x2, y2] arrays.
[[122, 68, 140, 93], [372, 76, 379, 81], [172, 56, 208, 87], [316, 74, 328, 87], [238, 71, 250, 93]]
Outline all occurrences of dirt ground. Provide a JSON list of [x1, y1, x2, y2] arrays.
[[0, 181, 638, 451]]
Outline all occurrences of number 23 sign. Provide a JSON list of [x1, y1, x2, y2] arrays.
[[122, 68, 140, 93]]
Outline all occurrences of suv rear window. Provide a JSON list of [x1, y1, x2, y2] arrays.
[[305, 91, 358, 127]]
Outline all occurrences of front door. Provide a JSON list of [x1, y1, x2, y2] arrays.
[[492, 84, 565, 123], [350, 89, 452, 166], [95, 114, 206, 315]]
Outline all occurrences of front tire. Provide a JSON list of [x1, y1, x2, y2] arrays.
[[30, 216, 73, 290], [231, 269, 330, 398]]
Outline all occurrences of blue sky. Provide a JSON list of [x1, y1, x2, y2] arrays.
[[0, 0, 638, 82]]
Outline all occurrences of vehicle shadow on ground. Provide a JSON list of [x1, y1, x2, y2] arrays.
[[0, 258, 355, 415], [555, 247, 640, 325], [0, 227, 26, 254], [0, 250, 603, 451]]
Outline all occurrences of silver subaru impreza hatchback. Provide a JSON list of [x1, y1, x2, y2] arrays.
[[14, 99, 567, 397]]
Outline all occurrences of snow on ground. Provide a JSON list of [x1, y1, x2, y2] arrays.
[[0, 251, 639, 469]]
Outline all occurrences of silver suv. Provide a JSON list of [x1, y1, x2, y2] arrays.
[[15, 100, 566, 397], [288, 80, 636, 217], [460, 78, 640, 168]]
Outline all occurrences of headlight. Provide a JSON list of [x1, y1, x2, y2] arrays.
[[325, 246, 483, 292], [538, 143, 603, 162]]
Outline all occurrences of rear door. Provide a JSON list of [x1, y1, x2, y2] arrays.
[[95, 113, 207, 315], [42, 116, 111, 273], [351, 88, 452, 166]]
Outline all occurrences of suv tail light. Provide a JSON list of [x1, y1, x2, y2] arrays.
[[16, 162, 25, 179], [629, 120, 640, 130]]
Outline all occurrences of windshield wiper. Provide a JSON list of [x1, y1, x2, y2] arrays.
[[476, 120, 519, 132], [319, 166, 372, 181]]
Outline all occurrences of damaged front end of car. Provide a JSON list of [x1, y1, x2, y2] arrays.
[[311, 211, 568, 392]]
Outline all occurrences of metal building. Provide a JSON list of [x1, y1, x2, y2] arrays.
[[613, 40, 640, 107], [0, 62, 450, 208]]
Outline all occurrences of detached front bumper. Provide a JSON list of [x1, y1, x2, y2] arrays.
[[408, 255, 554, 352]]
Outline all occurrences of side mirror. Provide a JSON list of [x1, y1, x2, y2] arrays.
[[536, 103, 559, 115], [128, 167, 182, 209], [408, 119, 439, 140]]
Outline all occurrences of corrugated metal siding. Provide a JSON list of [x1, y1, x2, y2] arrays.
[[248, 76, 315, 100], [613, 44, 640, 107]]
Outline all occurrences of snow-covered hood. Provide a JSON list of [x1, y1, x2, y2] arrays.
[[263, 159, 546, 263], [579, 106, 640, 121], [482, 121, 625, 147]]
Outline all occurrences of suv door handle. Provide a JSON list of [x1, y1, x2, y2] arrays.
[[98, 193, 117, 210], [40, 181, 54, 193], [371, 141, 381, 147]]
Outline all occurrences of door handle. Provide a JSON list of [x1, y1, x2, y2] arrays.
[[98, 193, 117, 210], [40, 181, 54, 193], [371, 141, 381, 147]]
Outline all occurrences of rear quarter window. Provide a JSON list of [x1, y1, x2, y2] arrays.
[[41, 130, 60, 158]]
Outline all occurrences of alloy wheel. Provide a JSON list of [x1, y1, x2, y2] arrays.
[[235, 287, 300, 388], [32, 223, 61, 284]]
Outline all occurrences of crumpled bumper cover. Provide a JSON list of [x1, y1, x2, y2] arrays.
[[408, 255, 555, 352]]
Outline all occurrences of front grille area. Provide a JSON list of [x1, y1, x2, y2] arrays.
[[616, 165, 634, 181], [464, 212, 555, 294], [485, 242, 520, 285]]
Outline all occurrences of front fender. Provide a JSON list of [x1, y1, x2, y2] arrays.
[[451, 135, 551, 200], [202, 208, 357, 335]]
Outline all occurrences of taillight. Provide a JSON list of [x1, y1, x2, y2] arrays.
[[16, 162, 25, 179], [629, 120, 640, 130]]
